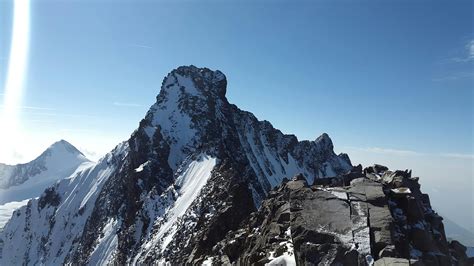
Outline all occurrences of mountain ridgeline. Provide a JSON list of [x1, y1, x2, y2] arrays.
[[0, 66, 471, 265], [0, 140, 89, 190], [0, 140, 91, 229]]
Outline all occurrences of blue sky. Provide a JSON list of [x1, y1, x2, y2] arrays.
[[0, 0, 472, 234]]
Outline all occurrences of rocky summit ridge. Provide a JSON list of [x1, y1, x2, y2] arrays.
[[0, 66, 471, 265], [210, 165, 473, 265]]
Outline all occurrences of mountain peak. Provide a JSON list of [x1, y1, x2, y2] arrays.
[[316, 132, 331, 142], [0, 139, 89, 191], [143, 66, 229, 169], [314, 132, 334, 151], [159, 65, 227, 101], [44, 139, 85, 158], [33, 140, 89, 170]]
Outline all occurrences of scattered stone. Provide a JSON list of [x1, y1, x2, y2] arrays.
[[374, 257, 410, 265]]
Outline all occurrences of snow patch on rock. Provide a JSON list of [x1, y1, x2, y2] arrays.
[[147, 73, 201, 170], [138, 154, 217, 261], [89, 218, 121, 264]]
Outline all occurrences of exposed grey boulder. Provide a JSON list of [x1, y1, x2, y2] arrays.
[[379, 245, 398, 258], [374, 257, 410, 265]]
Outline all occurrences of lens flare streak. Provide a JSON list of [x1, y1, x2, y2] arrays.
[[0, 0, 31, 163]]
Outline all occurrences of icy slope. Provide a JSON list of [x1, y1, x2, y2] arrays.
[[0, 143, 127, 265], [134, 154, 217, 263]]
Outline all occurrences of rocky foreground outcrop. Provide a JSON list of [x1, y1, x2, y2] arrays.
[[206, 165, 473, 265]]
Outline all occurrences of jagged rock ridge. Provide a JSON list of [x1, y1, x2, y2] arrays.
[[0, 66, 351, 265], [210, 166, 473, 265]]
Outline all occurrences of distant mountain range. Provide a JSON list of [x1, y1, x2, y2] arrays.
[[0, 140, 90, 228], [0, 66, 471, 265], [443, 216, 474, 247]]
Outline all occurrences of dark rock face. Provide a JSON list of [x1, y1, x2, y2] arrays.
[[208, 166, 471, 266], [450, 241, 474, 265], [37, 187, 61, 209], [210, 178, 295, 265], [376, 170, 450, 265]]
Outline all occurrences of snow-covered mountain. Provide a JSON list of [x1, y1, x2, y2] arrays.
[[0, 140, 89, 190], [2, 66, 469, 265], [0, 66, 351, 265], [0, 140, 90, 228], [444, 216, 474, 247]]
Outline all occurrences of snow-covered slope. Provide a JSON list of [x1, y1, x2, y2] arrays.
[[0, 140, 90, 228], [0, 66, 352, 265], [0, 140, 89, 190], [132, 154, 217, 264], [0, 143, 126, 265]]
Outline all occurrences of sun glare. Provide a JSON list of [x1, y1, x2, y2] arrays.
[[0, 0, 30, 163]]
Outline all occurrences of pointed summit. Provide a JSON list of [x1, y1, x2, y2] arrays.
[[159, 65, 227, 100], [0, 140, 89, 190], [315, 132, 334, 151], [0, 140, 92, 228], [36, 139, 89, 167], [141, 66, 229, 170], [43, 139, 85, 157]]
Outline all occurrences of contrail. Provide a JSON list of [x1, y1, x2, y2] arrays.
[[0, 0, 31, 163]]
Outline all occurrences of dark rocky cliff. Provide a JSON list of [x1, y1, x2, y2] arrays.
[[207, 165, 473, 265]]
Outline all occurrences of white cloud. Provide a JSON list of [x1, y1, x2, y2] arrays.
[[449, 39, 474, 63], [435, 40, 474, 82], [0, 104, 55, 110], [467, 40, 474, 59], [21, 111, 100, 119], [10, 150, 25, 162], [129, 44, 153, 49], [113, 102, 143, 107], [344, 146, 473, 160], [441, 153, 474, 159], [346, 146, 421, 156], [432, 71, 474, 81], [78, 147, 103, 162], [24, 119, 54, 124], [59, 128, 102, 134]]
